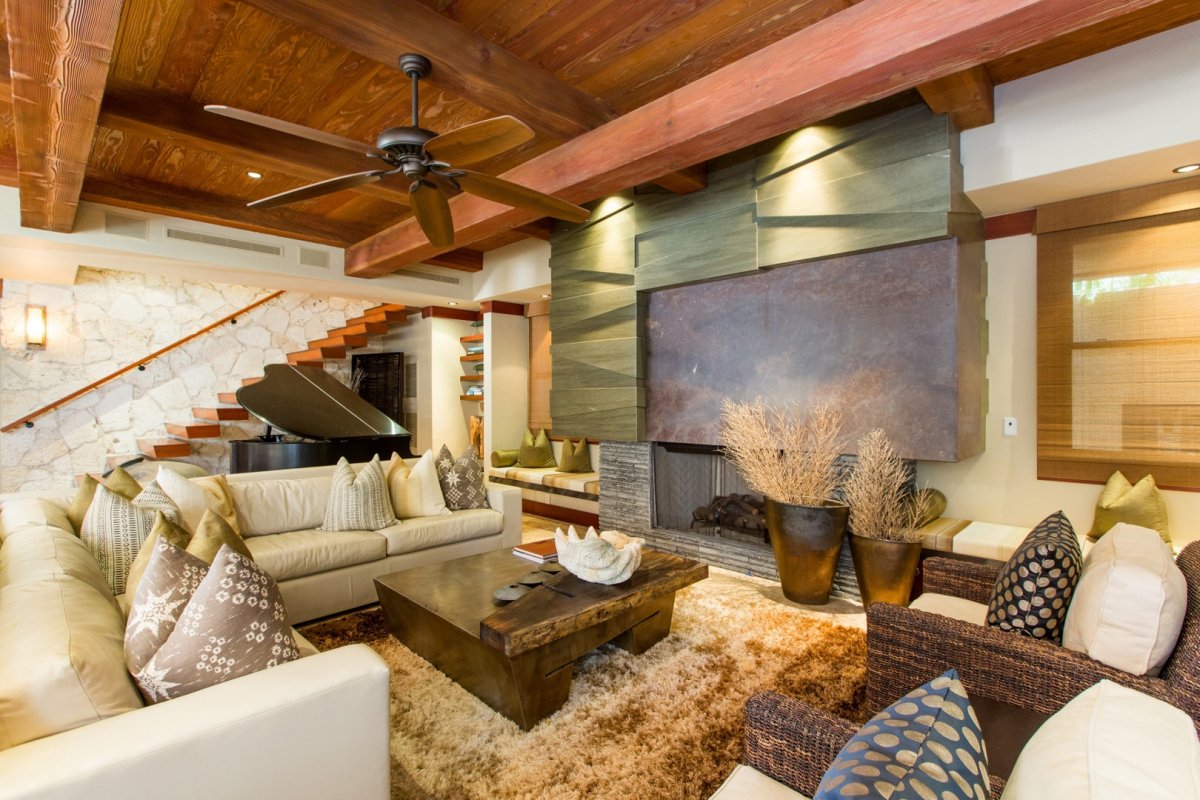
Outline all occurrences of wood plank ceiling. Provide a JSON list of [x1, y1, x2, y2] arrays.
[[0, 0, 1197, 272]]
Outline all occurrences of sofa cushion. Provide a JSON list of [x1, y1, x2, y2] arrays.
[[374, 509, 504, 556], [1062, 523, 1186, 677], [710, 764, 809, 800], [0, 524, 115, 599], [1, 496, 74, 542], [133, 546, 300, 703], [435, 445, 489, 511], [227, 475, 332, 537], [0, 576, 143, 750], [813, 668, 988, 799], [81, 484, 158, 595], [320, 456, 396, 532], [1090, 471, 1170, 543], [1003, 680, 1200, 799], [244, 528, 386, 581], [986, 510, 1082, 643], [125, 538, 210, 674], [909, 592, 989, 626]]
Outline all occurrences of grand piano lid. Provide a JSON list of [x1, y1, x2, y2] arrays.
[[236, 364, 409, 439]]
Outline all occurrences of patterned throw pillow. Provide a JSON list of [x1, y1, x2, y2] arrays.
[[125, 512, 192, 600], [124, 537, 209, 674], [558, 437, 592, 473], [132, 545, 301, 703], [68, 467, 142, 534], [987, 510, 1082, 642], [814, 669, 989, 799], [81, 484, 158, 595], [132, 481, 183, 527], [319, 456, 397, 531], [435, 445, 490, 510], [517, 428, 556, 468]]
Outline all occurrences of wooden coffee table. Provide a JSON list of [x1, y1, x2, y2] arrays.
[[374, 547, 708, 730]]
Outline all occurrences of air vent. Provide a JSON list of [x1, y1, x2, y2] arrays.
[[392, 268, 461, 285], [298, 247, 330, 268], [166, 227, 282, 256], [104, 212, 148, 240]]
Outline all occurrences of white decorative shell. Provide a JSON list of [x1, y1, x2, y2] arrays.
[[553, 526, 644, 585]]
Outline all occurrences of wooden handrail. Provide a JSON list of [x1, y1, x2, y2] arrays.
[[2, 290, 285, 433]]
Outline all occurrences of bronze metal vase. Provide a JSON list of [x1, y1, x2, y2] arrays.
[[765, 499, 849, 605], [848, 533, 922, 607]]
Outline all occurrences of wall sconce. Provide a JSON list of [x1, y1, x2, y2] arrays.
[[25, 305, 46, 350]]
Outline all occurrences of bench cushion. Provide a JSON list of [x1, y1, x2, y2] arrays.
[[487, 467, 600, 498], [245, 529, 386, 581]]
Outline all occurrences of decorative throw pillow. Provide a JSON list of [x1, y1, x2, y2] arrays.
[[191, 474, 243, 535], [131, 481, 183, 527], [435, 445, 490, 510], [517, 428, 556, 468], [491, 449, 519, 468], [67, 467, 142, 534], [558, 437, 592, 473], [187, 509, 254, 564], [986, 510, 1082, 642], [319, 456, 397, 531], [814, 668, 988, 799], [132, 545, 301, 703], [125, 512, 192, 600], [1090, 471, 1170, 544], [81, 484, 158, 595], [156, 466, 211, 534], [1063, 523, 1186, 676], [124, 537, 209, 674], [388, 450, 450, 518]]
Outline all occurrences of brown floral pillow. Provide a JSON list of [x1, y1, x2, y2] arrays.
[[125, 537, 209, 674], [435, 444, 490, 510]]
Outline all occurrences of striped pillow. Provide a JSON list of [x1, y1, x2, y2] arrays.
[[81, 484, 157, 595], [319, 456, 397, 532]]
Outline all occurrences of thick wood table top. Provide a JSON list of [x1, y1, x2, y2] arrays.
[[374, 548, 707, 658]]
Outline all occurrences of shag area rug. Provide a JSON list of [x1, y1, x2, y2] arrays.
[[300, 568, 867, 800]]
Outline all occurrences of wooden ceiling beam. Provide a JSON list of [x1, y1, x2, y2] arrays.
[[422, 250, 484, 272], [346, 0, 1169, 278], [97, 81, 410, 206], [917, 66, 995, 131], [5, 0, 124, 232], [82, 171, 375, 247]]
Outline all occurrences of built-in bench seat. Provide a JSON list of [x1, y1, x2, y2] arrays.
[[487, 439, 600, 526]]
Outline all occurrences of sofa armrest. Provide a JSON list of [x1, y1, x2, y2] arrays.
[[742, 691, 856, 796], [921, 557, 1000, 604], [0, 645, 390, 800], [866, 603, 1181, 718], [487, 483, 523, 549]]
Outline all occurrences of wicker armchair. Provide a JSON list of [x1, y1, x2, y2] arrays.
[[740, 692, 1008, 797], [866, 541, 1200, 730]]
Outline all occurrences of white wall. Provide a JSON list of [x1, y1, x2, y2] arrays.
[[427, 316, 475, 456], [483, 311, 530, 459], [474, 239, 551, 302], [917, 235, 1200, 545]]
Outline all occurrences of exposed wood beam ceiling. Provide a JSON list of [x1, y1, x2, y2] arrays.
[[5, 0, 123, 232], [346, 0, 1174, 277], [917, 67, 995, 131]]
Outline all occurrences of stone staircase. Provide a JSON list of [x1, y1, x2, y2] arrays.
[[129, 303, 411, 462]]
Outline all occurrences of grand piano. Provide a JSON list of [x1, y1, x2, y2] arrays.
[[230, 363, 413, 473]]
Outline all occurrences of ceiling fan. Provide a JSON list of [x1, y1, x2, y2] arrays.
[[205, 53, 590, 247]]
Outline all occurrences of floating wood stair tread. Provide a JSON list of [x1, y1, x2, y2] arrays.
[[347, 308, 406, 324], [460, 394, 485, 401], [330, 321, 389, 337], [459, 375, 483, 382], [241, 377, 262, 386], [288, 344, 346, 362], [311, 333, 368, 349], [217, 391, 239, 404], [193, 406, 250, 421], [460, 333, 484, 344], [138, 438, 192, 459], [165, 422, 221, 439], [460, 354, 484, 363]]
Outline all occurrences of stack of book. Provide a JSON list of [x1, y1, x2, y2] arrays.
[[513, 539, 558, 564]]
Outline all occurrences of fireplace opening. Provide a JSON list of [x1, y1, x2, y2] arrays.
[[652, 443, 770, 552]]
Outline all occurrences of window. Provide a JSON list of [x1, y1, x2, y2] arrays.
[[1037, 190, 1200, 490]]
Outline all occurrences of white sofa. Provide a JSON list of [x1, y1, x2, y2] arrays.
[[0, 459, 521, 799]]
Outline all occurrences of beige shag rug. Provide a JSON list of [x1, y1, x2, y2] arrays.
[[300, 568, 867, 800]]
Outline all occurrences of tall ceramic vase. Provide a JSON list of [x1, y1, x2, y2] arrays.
[[848, 534, 922, 607], [765, 499, 849, 604]]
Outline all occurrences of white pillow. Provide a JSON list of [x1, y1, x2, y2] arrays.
[[319, 456, 396, 532], [389, 450, 450, 518], [155, 466, 209, 535], [1003, 680, 1200, 799], [1063, 523, 1186, 676]]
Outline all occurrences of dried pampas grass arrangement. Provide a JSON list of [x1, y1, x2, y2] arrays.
[[842, 429, 927, 542], [719, 399, 844, 506]]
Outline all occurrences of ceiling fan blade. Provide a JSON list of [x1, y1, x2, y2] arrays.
[[454, 170, 590, 223], [248, 170, 387, 209], [423, 116, 535, 167], [205, 105, 389, 158], [409, 180, 455, 247]]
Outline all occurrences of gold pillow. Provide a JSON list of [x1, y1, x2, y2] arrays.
[[187, 509, 253, 564], [67, 467, 142, 534], [1090, 471, 1170, 544], [125, 512, 192, 599], [192, 474, 242, 536]]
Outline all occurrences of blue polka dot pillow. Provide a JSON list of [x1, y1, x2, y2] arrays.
[[815, 669, 989, 800], [986, 510, 1082, 642]]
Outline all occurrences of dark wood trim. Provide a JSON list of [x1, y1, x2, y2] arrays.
[[522, 499, 600, 529], [423, 249, 484, 272], [420, 306, 481, 321], [482, 300, 525, 316], [346, 0, 1163, 277], [983, 210, 1036, 239], [917, 66, 995, 130]]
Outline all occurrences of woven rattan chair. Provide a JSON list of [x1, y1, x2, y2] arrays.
[[739, 691, 1008, 797], [866, 541, 1200, 729]]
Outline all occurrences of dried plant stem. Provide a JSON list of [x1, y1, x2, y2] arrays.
[[842, 429, 926, 542], [719, 399, 844, 506]]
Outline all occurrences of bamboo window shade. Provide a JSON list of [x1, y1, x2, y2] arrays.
[[1037, 191, 1200, 490], [528, 310, 553, 433]]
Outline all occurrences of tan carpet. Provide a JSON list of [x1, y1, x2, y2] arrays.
[[301, 568, 867, 800]]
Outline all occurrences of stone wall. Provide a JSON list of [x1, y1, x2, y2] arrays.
[[0, 268, 378, 492]]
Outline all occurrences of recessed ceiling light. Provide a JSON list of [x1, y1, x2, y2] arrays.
[[246, 170, 263, 180], [447, 301, 458, 306], [1173, 163, 1200, 174], [540, 293, 551, 299]]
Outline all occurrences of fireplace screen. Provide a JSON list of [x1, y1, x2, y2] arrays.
[[652, 445, 769, 546]]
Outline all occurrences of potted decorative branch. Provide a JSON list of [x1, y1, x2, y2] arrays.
[[719, 399, 847, 604], [841, 429, 928, 607]]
